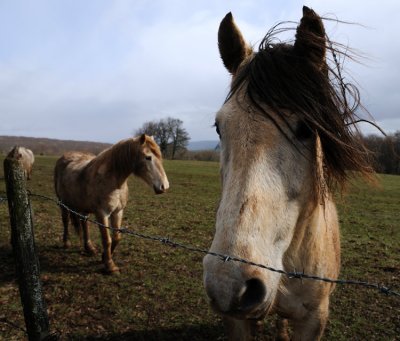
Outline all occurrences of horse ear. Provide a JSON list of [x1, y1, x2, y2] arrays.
[[294, 6, 326, 69], [218, 12, 252, 74], [139, 134, 146, 145]]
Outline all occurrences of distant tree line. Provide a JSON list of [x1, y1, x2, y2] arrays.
[[135, 117, 190, 159], [363, 131, 400, 175]]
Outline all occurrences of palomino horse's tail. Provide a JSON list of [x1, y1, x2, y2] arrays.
[[54, 156, 82, 237]]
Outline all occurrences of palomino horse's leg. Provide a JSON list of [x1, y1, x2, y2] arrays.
[[70, 213, 83, 245], [61, 208, 71, 248], [110, 210, 123, 254], [223, 316, 260, 341], [276, 317, 289, 341], [81, 218, 96, 256], [290, 298, 329, 341], [96, 214, 119, 274]]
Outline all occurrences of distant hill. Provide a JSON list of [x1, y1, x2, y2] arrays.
[[0, 136, 220, 156], [187, 140, 219, 151], [0, 136, 111, 156]]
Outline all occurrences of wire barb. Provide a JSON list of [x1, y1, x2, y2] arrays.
[[160, 237, 171, 245], [378, 285, 391, 296], [221, 255, 231, 262], [289, 268, 305, 283]]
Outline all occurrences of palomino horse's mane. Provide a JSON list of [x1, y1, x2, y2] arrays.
[[227, 19, 375, 195], [88, 136, 162, 176]]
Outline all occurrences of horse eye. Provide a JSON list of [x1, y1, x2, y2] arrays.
[[145, 156, 152, 161], [214, 122, 221, 137], [295, 121, 313, 140]]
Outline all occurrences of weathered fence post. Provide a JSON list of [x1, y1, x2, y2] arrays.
[[4, 156, 50, 341]]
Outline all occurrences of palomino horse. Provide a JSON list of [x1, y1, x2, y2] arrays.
[[8, 146, 35, 180], [203, 7, 374, 340], [54, 134, 169, 274]]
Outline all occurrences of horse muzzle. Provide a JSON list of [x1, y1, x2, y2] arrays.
[[153, 185, 166, 194], [153, 180, 169, 194], [204, 270, 270, 320]]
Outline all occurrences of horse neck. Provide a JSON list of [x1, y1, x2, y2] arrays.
[[89, 139, 139, 186]]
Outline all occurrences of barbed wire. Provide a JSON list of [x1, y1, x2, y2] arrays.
[[25, 191, 400, 298]]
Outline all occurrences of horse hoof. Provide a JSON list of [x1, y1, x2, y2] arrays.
[[103, 260, 120, 275], [85, 244, 97, 256], [84, 249, 97, 256], [104, 266, 120, 275]]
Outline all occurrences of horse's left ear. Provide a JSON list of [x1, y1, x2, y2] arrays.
[[294, 6, 326, 69], [139, 134, 146, 145]]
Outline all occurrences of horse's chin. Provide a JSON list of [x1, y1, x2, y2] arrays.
[[209, 298, 272, 321]]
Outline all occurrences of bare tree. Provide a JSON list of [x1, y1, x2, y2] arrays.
[[135, 117, 190, 159], [165, 118, 190, 159], [135, 120, 171, 155], [136, 121, 159, 137]]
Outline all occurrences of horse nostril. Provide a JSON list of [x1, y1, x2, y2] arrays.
[[154, 183, 167, 195], [239, 278, 267, 312]]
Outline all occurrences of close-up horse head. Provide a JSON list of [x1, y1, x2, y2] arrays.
[[203, 6, 374, 340]]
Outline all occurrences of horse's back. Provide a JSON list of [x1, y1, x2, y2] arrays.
[[54, 151, 95, 205], [26, 148, 34, 163], [55, 151, 94, 178]]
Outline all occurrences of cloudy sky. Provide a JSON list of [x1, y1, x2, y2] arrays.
[[1, 0, 399, 143]]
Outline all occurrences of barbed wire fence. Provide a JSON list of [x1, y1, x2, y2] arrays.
[[1, 191, 390, 297]]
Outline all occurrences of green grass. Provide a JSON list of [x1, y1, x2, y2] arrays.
[[0, 156, 399, 340]]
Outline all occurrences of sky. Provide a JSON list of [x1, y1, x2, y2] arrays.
[[1, 0, 399, 143]]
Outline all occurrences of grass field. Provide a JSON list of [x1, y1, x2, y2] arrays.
[[0, 155, 399, 340]]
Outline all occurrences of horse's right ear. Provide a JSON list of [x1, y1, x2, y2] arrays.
[[139, 134, 146, 145], [218, 12, 252, 75]]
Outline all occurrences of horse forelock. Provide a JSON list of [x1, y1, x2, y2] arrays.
[[144, 137, 162, 159], [227, 20, 375, 195]]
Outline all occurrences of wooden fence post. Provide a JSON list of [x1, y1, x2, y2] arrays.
[[4, 156, 50, 341]]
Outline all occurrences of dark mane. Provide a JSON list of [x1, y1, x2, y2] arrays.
[[227, 20, 375, 193], [86, 138, 137, 177]]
